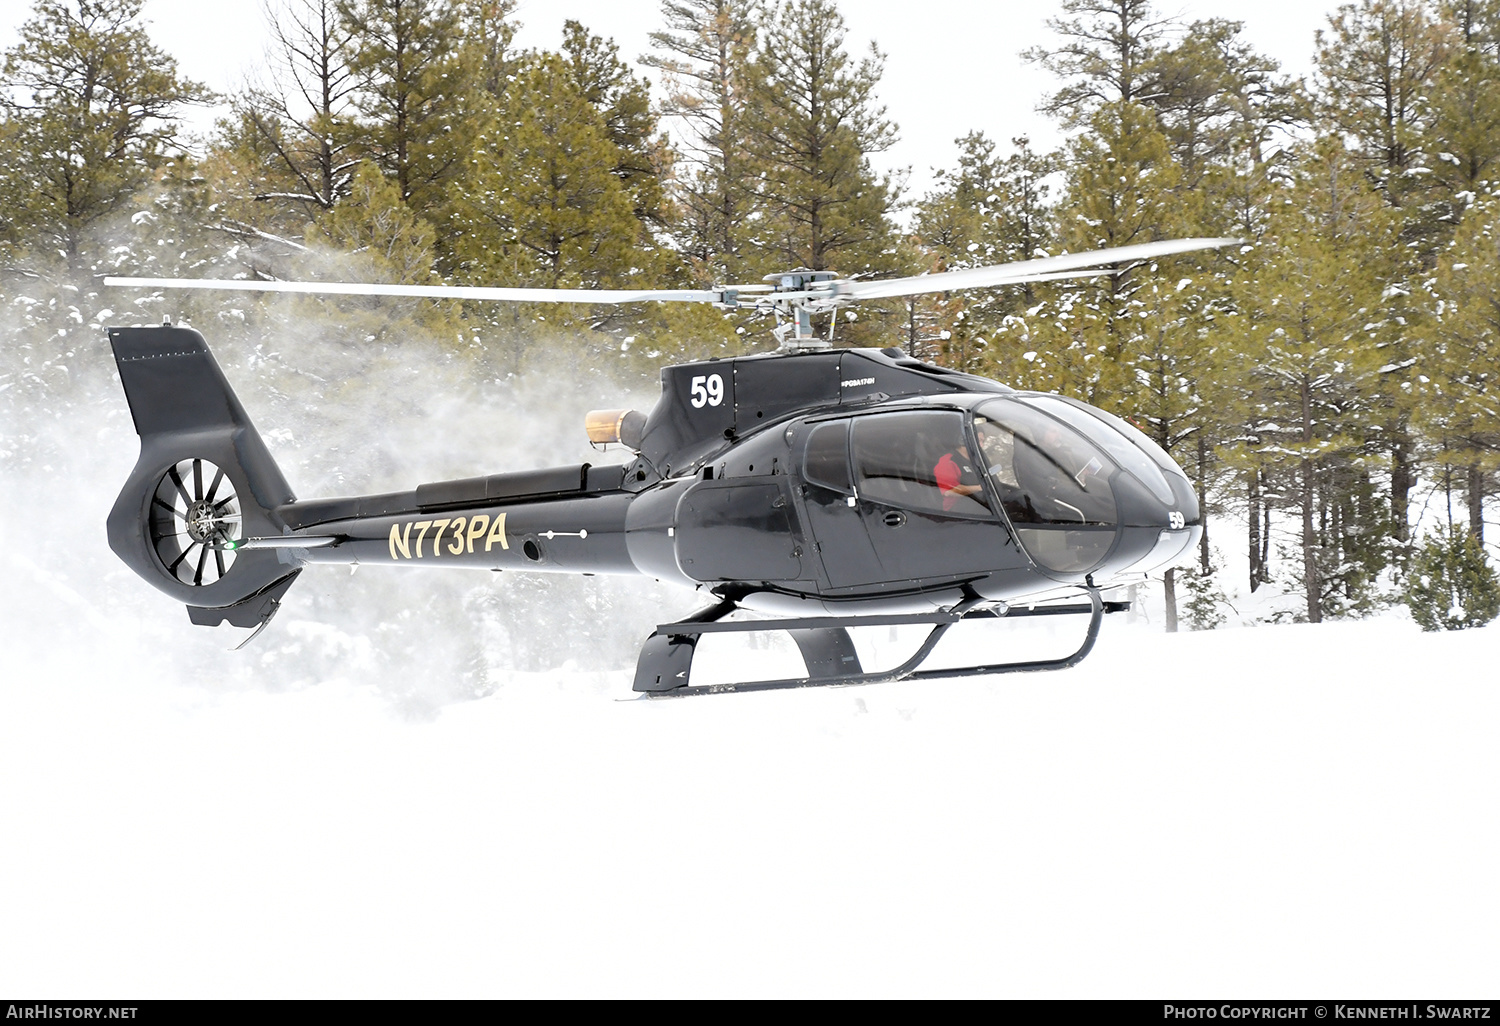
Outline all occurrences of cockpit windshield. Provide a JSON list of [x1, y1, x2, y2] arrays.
[[1024, 396, 1176, 504], [974, 401, 1118, 527], [974, 399, 1120, 573]]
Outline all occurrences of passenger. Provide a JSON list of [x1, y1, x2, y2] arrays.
[[932, 442, 985, 511]]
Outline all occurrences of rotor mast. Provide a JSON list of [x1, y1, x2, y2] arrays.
[[756, 269, 840, 352]]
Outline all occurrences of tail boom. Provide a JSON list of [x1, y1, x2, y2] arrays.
[[279, 490, 637, 575]]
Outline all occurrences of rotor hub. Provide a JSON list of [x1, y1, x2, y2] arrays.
[[185, 500, 223, 542], [148, 458, 242, 586]]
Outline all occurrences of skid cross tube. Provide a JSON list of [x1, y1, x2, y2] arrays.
[[640, 586, 1108, 697]]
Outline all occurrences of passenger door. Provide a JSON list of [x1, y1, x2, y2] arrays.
[[849, 411, 1017, 582], [797, 419, 884, 588]]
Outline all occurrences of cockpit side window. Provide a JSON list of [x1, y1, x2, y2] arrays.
[[803, 420, 853, 493], [851, 411, 993, 518]]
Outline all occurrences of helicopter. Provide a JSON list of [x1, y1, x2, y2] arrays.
[[102, 237, 1232, 696]]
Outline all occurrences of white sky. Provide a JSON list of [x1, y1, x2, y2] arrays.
[[0, 0, 1333, 198]]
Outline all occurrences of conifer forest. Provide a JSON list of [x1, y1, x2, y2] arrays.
[[3, 0, 1499, 636]]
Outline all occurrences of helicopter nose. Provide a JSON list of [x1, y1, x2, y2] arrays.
[[1130, 463, 1201, 572], [1091, 456, 1202, 578]]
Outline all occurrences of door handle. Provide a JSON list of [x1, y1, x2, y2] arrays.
[[882, 510, 906, 528]]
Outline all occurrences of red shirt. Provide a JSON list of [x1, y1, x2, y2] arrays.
[[934, 452, 962, 510]]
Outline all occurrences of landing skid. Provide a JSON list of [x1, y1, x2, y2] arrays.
[[633, 586, 1123, 697]]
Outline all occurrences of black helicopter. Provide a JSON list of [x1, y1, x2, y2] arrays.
[[103, 238, 1229, 695]]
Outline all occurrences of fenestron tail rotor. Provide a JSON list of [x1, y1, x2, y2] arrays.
[[148, 458, 243, 586]]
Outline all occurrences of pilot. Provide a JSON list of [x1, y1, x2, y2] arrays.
[[1012, 419, 1084, 522], [977, 424, 1013, 480], [933, 443, 984, 512]]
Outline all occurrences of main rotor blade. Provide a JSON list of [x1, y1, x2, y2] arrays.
[[104, 236, 1237, 309], [840, 237, 1239, 301], [103, 276, 726, 305]]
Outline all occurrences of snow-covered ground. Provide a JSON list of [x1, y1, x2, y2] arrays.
[[2, 567, 1497, 996], [3, 332, 1497, 997]]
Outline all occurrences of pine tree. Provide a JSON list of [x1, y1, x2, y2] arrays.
[[1422, 185, 1500, 541], [1424, 0, 1500, 220], [1002, 102, 1188, 411], [1231, 137, 1401, 622], [0, 0, 211, 454], [1182, 553, 1230, 629], [192, 0, 363, 279], [310, 160, 439, 284], [0, 0, 206, 276], [235, 0, 361, 217], [911, 134, 1058, 369], [1316, 0, 1450, 211], [1025, 13, 1309, 601], [0, 115, 27, 262], [445, 52, 670, 370], [1149, 18, 1301, 191], [338, 0, 470, 217], [643, 0, 757, 282], [1202, 135, 1284, 591], [448, 53, 663, 292], [741, 0, 900, 284], [1316, 2, 1459, 546], [225, 160, 462, 351], [1402, 524, 1500, 629], [973, 99, 1230, 629], [561, 20, 671, 234], [1023, 0, 1175, 127], [458, 0, 519, 101]]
